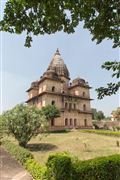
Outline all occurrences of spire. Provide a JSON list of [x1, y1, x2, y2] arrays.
[[55, 48, 60, 55], [44, 49, 70, 79]]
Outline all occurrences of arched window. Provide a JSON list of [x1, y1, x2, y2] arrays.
[[83, 92, 85, 97], [65, 102, 68, 109], [33, 100, 35, 105], [84, 119, 87, 126], [51, 100, 55, 105], [69, 103, 72, 110], [51, 119, 54, 126], [70, 118, 73, 126], [74, 103, 76, 109], [83, 104, 86, 111], [52, 86, 55, 92], [74, 119, 77, 126], [65, 118, 68, 126]]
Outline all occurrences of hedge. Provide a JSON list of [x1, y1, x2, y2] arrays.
[[80, 130, 120, 137], [46, 153, 72, 180], [2, 140, 33, 164], [46, 153, 120, 180], [2, 140, 46, 180], [71, 154, 120, 180], [25, 158, 47, 180], [2, 140, 120, 180]]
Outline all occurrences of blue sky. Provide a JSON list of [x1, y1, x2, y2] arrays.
[[0, 1, 119, 116]]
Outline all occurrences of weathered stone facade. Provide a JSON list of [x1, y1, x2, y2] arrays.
[[26, 49, 93, 130]]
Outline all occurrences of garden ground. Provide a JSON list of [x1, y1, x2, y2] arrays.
[[28, 131, 120, 164], [7, 130, 120, 165]]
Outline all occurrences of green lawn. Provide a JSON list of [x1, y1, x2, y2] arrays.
[[26, 131, 120, 164]]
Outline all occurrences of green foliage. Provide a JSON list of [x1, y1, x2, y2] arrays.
[[2, 140, 47, 179], [0, 115, 6, 141], [25, 158, 47, 180], [2, 140, 33, 164], [71, 154, 120, 180], [1, 1, 119, 98], [96, 61, 120, 99], [92, 108, 105, 120], [116, 140, 119, 147], [0, 0, 119, 48], [46, 152, 72, 180], [2, 104, 48, 147], [2, 140, 120, 180], [114, 126, 120, 131], [81, 129, 120, 137], [41, 105, 60, 121], [46, 153, 120, 180], [49, 129, 70, 133]]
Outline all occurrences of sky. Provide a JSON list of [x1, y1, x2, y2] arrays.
[[0, 1, 120, 116]]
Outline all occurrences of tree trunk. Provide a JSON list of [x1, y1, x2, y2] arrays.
[[19, 141, 27, 148]]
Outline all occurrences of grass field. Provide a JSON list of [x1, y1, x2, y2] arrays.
[[25, 131, 120, 164]]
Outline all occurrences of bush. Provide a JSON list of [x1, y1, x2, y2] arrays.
[[25, 158, 47, 180], [49, 129, 70, 133], [2, 104, 48, 147], [2, 141, 120, 180], [72, 154, 120, 180], [2, 140, 46, 180], [2, 140, 33, 164], [81, 129, 120, 137], [46, 153, 72, 180], [114, 126, 120, 131], [46, 153, 120, 180]]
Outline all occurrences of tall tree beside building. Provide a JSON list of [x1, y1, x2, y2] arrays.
[[92, 108, 105, 121], [41, 105, 60, 122]]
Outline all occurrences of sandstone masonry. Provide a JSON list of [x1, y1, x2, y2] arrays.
[[26, 49, 93, 130]]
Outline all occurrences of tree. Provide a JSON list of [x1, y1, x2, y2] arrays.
[[91, 108, 97, 120], [96, 61, 120, 99], [2, 104, 48, 147], [96, 111, 105, 120], [0, 0, 119, 98], [92, 108, 105, 121], [1, 0, 119, 48], [41, 105, 60, 123]]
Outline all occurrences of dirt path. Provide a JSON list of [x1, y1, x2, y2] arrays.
[[0, 147, 33, 180]]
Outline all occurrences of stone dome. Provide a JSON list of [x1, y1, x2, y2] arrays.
[[46, 49, 70, 79], [43, 68, 58, 79], [72, 77, 86, 85]]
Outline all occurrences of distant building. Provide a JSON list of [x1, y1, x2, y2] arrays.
[[111, 113, 116, 121], [26, 49, 93, 130]]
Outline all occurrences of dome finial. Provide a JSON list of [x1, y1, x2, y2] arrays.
[[55, 48, 60, 55]]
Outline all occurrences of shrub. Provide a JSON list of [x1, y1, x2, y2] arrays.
[[46, 153, 72, 180], [2, 104, 48, 147], [49, 129, 70, 133], [25, 158, 47, 180], [72, 154, 120, 180], [46, 153, 120, 180], [2, 140, 47, 180], [2, 140, 120, 180], [81, 129, 120, 137], [2, 140, 33, 164], [77, 155, 119, 179], [114, 126, 120, 131]]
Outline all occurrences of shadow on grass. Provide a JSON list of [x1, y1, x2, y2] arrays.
[[27, 143, 57, 152]]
